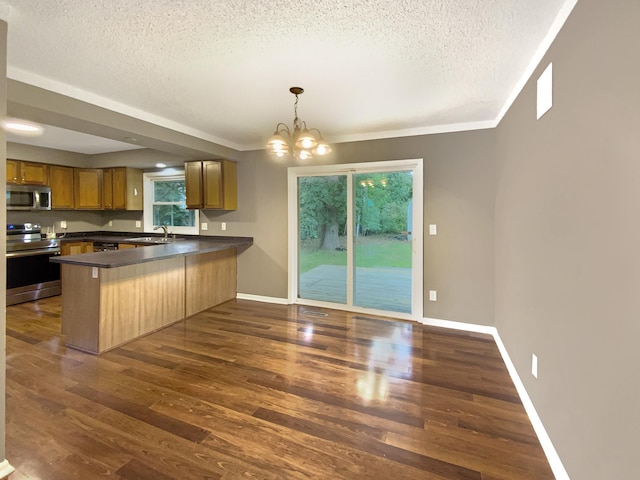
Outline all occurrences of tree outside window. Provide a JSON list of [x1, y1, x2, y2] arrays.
[[152, 179, 195, 227], [143, 172, 199, 235]]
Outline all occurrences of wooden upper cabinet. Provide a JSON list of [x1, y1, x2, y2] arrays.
[[74, 168, 103, 209], [185, 159, 237, 210], [103, 167, 143, 210], [185, 161, 204, 209], [50, 165, 75, 209], [102, 168, 114, 209], [6, 160, 20, 184], [7, 160, 49, 185]]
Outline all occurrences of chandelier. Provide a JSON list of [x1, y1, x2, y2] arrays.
[[266, 87, 332, 160]]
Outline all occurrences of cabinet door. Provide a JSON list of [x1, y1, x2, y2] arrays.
[[221, 160, 237, 210], [50, 166, 75, 209], [203, 160, 237, 210], [103, 168, 114, 209], [112, 167, 127, 209], [81, 242, 94, 253], [21, 162, 49, 185], [74, 169, 103, 209], [185, 161, 203, 209], [62, 241, 94, 255], [124, 168, 143, 210], [6, 160, 20, 184], [202, 160, 223, 209]]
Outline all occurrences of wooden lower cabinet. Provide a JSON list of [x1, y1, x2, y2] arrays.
[[117, 243, 137, 249], [61, 241, 94, 255]]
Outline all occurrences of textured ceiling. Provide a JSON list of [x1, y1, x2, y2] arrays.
[[3, 0, 574, 152]]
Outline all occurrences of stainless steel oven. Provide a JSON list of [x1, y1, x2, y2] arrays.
[[6, 223, 61, 305]]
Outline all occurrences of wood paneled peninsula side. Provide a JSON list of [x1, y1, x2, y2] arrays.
[[51, 236, 252, 354]]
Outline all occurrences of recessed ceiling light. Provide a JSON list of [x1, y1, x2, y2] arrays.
[[3, 120, 43, 135], [155, 163, 167, 168]]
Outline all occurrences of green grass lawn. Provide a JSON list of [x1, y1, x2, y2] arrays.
[[299, 235, 411, 273]]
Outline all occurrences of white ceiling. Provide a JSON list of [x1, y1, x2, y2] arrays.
[[2, 0, 575, 154], [5, 122, 144, 154]]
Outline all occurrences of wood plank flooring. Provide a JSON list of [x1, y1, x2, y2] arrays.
[[5, 296, 554, 480]]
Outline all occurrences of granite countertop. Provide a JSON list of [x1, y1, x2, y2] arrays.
[[51, 235, 253, 268]]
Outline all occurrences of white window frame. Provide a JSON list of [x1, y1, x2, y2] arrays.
[[143, 170, 199, 235], [287, 158, 424, 321]]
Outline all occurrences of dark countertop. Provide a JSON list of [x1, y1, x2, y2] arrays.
[[51, 234, 253, 268]]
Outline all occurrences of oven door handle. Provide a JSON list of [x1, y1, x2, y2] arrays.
[[6, 249, 61, 258]]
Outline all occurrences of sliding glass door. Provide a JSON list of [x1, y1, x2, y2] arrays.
[[289, 159, 423, 320], [297, 175, 348, 304], [353, 171, 413, 313]]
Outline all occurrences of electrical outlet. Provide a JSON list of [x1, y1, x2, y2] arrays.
[[532, 354, 538, 378], [60, 220, 67, 229], [221, 222, 227, 231], [429, 224, 437, 235], [135, 221, 141, 228], [108, 220, 113, 227], [201, 222, 208, 231], [91, 267, 98, 279], [429, 290, 437, 301]]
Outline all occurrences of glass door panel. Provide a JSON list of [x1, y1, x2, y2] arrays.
[[354, 171, 413, 313], [298, 175, 348, 304]]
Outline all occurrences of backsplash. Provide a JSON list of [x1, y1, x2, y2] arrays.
[[6, 210, 144, 234]]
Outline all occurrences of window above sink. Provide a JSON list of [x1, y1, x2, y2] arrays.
[[143, 171, 199, 235]]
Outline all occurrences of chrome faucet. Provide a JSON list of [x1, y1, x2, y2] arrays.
[[154, 224, 169, 240]]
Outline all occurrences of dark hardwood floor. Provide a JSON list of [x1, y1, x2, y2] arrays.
[[5, 296, 554, 479]]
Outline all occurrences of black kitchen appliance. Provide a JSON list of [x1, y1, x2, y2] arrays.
[[6, 223, 61, 305]]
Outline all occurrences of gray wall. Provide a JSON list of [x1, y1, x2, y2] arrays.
[[226, 130, 496, 325], [7, 142, 89, 166], [494, 0, 640, 478]]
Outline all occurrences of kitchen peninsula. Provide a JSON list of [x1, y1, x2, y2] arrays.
[[51, 235, 252, 354]]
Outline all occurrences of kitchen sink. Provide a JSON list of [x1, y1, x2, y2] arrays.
[[124, 236, 184, 244]]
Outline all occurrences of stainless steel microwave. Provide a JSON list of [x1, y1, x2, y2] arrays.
[[6, 184, 52, 210]]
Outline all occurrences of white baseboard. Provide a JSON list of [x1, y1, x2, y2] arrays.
[[420, 316, 497, 335], [422, 316, 570, 480], [0, 460, 15, 479], [493, 330, 570, 480], [236, 293, 290, 305]]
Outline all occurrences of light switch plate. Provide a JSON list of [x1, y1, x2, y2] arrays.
[[221, 222, 227, 231], [135, 221, 141, 228], [92, 267, 98, 279], [201, 222, 208, 231], [429, 290, 437, 301], [532, 354, 538, 378], [60, 220, 67, 229], [429, 224, 437, 235], [108, 220, 113, 227]]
